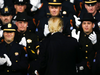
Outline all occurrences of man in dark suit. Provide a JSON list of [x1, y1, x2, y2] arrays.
[[31, 17, 81, 75], [0, 23, 28, 75]]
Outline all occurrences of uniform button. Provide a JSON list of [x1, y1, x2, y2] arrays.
[[23, 34, 25, 36], [16, 42, 17, 43], [85, 51, 88, 53], [85, 57, 88, 59], [16, 60, 18, 62], [28, 46, 30, 48], [62, 16, 64, 18], [86, 45, 88, 47], [29, 30, 31, 32], [12, 70, 16, 72], [84, 35, 86, 37], [7, 70, 9, 72]]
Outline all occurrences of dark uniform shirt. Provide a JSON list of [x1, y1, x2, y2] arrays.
[[14, 30, 38, 61], [0, 41, 28, 75], [79, 31, 100, 66]]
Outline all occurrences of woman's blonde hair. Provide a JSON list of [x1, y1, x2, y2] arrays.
[[48, 17, 64, 33]]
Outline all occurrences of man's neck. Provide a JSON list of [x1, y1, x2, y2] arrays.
[[92, 11, 97, 16], [17, 30, 26, 34], [5, 39, 13, 44]]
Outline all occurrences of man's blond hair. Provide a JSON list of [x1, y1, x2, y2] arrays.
[[48, 17, 63, 33]]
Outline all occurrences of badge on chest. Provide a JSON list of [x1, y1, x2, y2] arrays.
[[15, 52, 19, 56]]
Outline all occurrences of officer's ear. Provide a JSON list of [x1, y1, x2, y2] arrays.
[[24, 5, 26, 9], [14, 5, 17, 9], [92, 23, 95, 28], [59, 6, 62, 11], [15, 22, 18, 26], [85, 4, 88, 9]]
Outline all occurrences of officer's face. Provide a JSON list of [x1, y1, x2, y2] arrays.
[[16, 21, 28, 32], [82, 21, 94, 34], [4, 32, 15, 42], [85, 4, 96, 14], [96, 2, 100, 10], [0, 15, 12, 25], [14, 5, 26, 13], [48, 6, 62, 16]]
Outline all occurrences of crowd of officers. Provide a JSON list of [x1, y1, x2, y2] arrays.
[[0, 0, 100, 75]]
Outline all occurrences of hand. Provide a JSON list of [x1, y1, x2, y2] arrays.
[[44, 24, 50, 36], [0, 30, 3, 37], [19, 37, 27, 47], [88, 31, 97, 44], [31, 6, 38, 11], [70, 0, 74, 3], [0, 57, 6, 65], [30, 0, 42, 9], [35, 70, 39, 75], [71, 29, 80, 42], [0, 0, 4, 8], [73, 15, 81, 27], [4, 54, 12, 67]]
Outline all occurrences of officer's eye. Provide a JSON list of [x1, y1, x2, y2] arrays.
[[19, 22, 22, 23]]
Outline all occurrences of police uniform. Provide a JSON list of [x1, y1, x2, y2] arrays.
[[79, 0, 100, 32], [0, 23, 28, 75], [34, 32, 82, 75], [14, 12, 39, 61], [91, 50, 100, 75], [75, 13, 100, 75], [13, 0, 36, 33], [62, 0, 81, 16]]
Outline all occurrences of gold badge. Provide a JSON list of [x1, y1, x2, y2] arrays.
[[4, 7, 8, 12], [8, 23, 12, 28], [27, 39, 32, 43], [15, 52, 19, 56], [53, 0, 56, 2], [63, 11, 67, 15]]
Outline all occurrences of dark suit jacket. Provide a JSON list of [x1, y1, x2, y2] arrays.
[[37, 32, 81, 75]]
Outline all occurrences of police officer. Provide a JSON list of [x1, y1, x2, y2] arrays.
[[31, 17, 81, 75], [0, 23, 28, 75], [0, 6, 13, 38], [13, 0, 36, 32], [14, 12, 39, 61], [74, 0, 100, 33], [71, 13, 100, 75], [37, 0, 75, 41]]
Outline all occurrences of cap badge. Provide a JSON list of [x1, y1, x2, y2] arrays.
[[53, 0, 56, 2], [4, 7, 8, 12], [8, 23, 12, 28]]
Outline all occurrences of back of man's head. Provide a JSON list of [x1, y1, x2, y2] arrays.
[[48, 17, 63, 33]]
